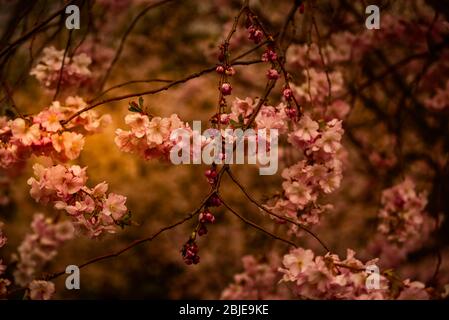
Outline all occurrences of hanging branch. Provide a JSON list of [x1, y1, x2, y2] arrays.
[[98, 0, 177, 90], [218, 194, 298, 248], [226, 168, 330, 252], [53, 29, 73, 101]]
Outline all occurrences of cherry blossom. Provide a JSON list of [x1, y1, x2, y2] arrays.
[[377, 178, 429, 243], [279, 247, 429, 300], [0, 221, 9, 297], [116, 111, 191, 161], [28, 280, 56, 300], [263, 115, 344, 229], [221, 255, 291, 300], [30, 46, 92, 90], [27, 164, 130, 238], [13, 213, 75, 286], [0, 96, 111, 171]]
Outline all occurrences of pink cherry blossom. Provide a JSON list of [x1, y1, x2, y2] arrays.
[[221, 255, 291, 300], [51, 131, 85, 160], [14, 213, 75, 286], [28, 280, 55, 300], [27, 164, 129, 238], [115, 112, 191, 161], [103, 193, 128, 220], [147, 116, 171, 145], [377, 178, 429, 243], [11, 119, 41, 146], [289, 114, 319, 143], [0, 221, 6, 248], [30, 46, 92, 90], [125, 113, 150, 138]]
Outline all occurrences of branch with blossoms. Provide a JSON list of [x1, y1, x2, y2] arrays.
[[1, 0, 449, 301]]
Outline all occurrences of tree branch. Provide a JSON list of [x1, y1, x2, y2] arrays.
[[218, 194, 298, 248], [225, 167, 330, 252]]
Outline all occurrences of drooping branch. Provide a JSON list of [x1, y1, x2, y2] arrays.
[[98, 0, 177, 90], [90, 78, 173, 103], [225, 168, 330, 252], [218, 194, 298, 248], [41, 166, 228, 282], [53, 29, 73, 101], [61, 59, 263, 125], [0, 0, 77, 60]]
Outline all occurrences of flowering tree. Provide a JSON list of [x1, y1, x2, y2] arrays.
[[0, 0, 448, 299]]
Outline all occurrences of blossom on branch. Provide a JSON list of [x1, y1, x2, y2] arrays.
[[27, 164, 130, 238]]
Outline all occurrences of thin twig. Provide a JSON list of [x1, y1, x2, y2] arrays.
[[226, 168, 330, 252], [61, 59, 263, 125], [218, 194, 298, 248], [42, 166, 228, 281], [312, 15, 332, 105], [278, 0, 301, 48], [98, 0, 176, 90], [244, 79, 277, 130], [90, 79, 173, 103], [0, 0, 76, 59], [1, 81, 23, 117], [53, 29, 73, 101], [43, 189, 217, 281]]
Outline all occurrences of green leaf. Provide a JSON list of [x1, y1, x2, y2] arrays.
[[138, 96, 144, 108], [128, 101, 141, 113], [117, 212, 132, 229], [230, 119, 242, 128]]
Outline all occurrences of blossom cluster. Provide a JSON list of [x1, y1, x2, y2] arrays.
[[222, 97, 289, 133], [265, 115, 344, 227], [221, 255, 290, 300], [258, 37, 350, 231], [0, 96, 111, 171], [181, 169, 222, 265], [30, 46, 92, 90], [329, 13, 449, 112], [27, 164, 130, 238], [364, 178, 435, 269], [279, 247, 430, 300], [286, 44, 351, 121], [13, 213, 75, 286], [0, 221, 10, 297], [423, 80, 449, 111], [377, 178, 430, 243], [244, 12, 282, 83], [28, 280, 56, 300], [115, 111, 192, 161]]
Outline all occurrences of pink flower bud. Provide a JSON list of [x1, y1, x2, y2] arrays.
[[200, 211, 216, 224], [207, 194, 222, 207], [205, 169, 217, 179], [248, 26, 263, 44], [198, 224, 208, 236], [182, 241, 200, 265], [225, 67, 236, 76], [262, 49, 278, 62], [267, 68, 280, 80], [286, 107, 297, 119], [216, 65, 225, 74], [283, 88, 293, 100], [221, 83, 232, 95], [220, 114, 230, 125]]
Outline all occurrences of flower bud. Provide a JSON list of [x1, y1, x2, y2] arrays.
[[221, 83, 232, 95], [267, 68, 280, 80]]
